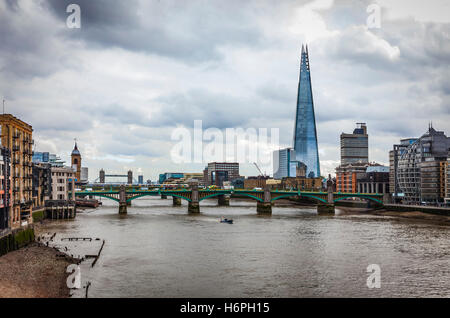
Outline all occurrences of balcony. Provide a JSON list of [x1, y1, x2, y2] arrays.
[[12, 145, 20, 152]]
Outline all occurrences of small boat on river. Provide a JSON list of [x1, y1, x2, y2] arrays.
[[220, 217, 233, 224]]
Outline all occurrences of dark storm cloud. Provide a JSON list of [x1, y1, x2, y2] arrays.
[[45, 0, 265, 63]]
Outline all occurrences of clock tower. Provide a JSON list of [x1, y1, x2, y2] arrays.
[[71, 141, 82, 182]]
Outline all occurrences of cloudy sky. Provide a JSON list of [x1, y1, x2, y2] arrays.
[[1, 0, 449, 181]]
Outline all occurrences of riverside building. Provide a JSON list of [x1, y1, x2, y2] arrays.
[[0, 114, 33, 228], [0, 146, 11, 232], [396, 126, 450, 205]]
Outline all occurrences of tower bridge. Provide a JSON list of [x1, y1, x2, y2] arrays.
[[72, 185, 388, 215]]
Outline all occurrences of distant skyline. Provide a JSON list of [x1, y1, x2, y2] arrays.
[[1, 0, 449, 181]]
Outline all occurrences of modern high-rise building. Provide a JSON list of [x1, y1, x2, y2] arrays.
[[396, 126, 450, 205], [293, 45, 321, 178], [389, 138, 417, 196], [273, 148, 297, 179], [340, 123, 369, 165], [32, 152, 66, 167], [204, 162, 240, 187]]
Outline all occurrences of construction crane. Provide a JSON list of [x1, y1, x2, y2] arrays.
[[253, 162, 267, 177]]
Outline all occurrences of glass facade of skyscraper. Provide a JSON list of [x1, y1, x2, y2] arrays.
[[293, 45, 321, 178]]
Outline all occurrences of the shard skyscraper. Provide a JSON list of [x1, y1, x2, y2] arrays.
[[293, 44, 321, 178]]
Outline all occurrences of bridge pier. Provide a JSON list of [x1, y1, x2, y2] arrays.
[[188, 184, 200, 213], [172, 196, 182, 206], [317, 204, 335, 214], [188, 202, 200, 213], [317, 176, 335, 215], [126, 201, 132, 206], [161, 194, 168, 200], [119, 202, 127, 214], [257, 202, 272, 214], [119, 185, 127, 214], [257, 187, 272, 214], [217, 195, 230, 206]]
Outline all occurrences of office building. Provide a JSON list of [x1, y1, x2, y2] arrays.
[[138, 175, 144, 184], [340, 123, 369, 165], [32, 163, 52, 208], [33, 152, 66, 167], [0, 114, 33, 228], [204, 162, 240, 187], [389, 138, 417, 196], [273, 148, 297, 179], [293, 45, 321, 178], [396, 126, 450, 205]]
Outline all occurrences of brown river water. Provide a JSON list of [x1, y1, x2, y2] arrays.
[[38, 197, 450, 298]]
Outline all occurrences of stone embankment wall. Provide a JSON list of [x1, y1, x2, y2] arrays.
[[0, 226, 35, 257]]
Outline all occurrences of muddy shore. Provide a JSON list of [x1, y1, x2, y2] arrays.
[[0, 221, 77, 298]]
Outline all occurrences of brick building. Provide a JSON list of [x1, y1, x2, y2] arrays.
[[0, 115, 33, 228]]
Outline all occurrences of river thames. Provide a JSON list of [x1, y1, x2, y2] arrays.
[[39, 197, 450, 298]]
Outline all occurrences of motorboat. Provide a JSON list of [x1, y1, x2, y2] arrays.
[[220, 217, 233, 224]]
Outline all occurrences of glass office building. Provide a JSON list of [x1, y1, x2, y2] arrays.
[[293, 45, 321, 178], [273, 148, 297, 179]]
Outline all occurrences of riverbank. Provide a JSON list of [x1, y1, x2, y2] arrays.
[[368, 209, 450, 225], [0, 243, 76, 298], [0, 221, 79, 298]]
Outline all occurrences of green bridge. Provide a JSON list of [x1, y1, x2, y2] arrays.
[[73, 185, 387, 214]]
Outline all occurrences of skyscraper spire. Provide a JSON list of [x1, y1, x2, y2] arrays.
[[293, 44, 321, 178]]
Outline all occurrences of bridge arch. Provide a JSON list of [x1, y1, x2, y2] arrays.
[[76, 193, 120, 203], [199, 192, 231, 202], [298, 194, 328, 204], [231, 192, 264, 202], [127, 193, 192, 203], [270, 193, 299, 202], [333, 195, 383, 204]]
